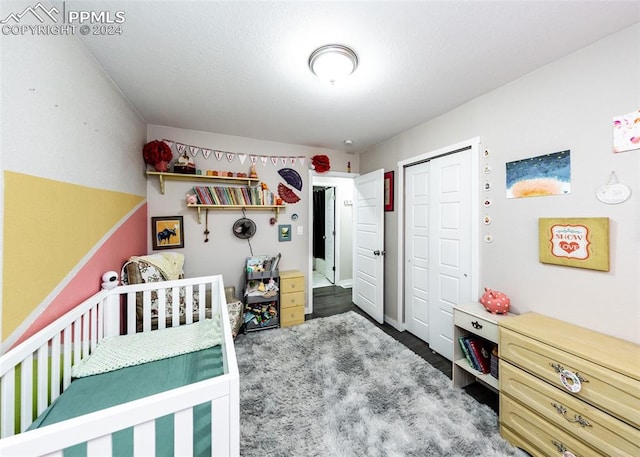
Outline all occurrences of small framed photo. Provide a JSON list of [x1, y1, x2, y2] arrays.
[[152, 216, 184, 250], [278, 224, 292, 242], [384, 170, 395, 211]]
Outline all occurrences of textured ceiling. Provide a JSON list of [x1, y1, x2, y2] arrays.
[[69, 1, 640, 153]]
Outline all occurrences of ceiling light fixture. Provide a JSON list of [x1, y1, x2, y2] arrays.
[[309, 44, 358, 84]]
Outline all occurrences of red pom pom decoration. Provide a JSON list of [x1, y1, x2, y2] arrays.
[[143, 140, 173, 167], [311, 154, 330, 173]]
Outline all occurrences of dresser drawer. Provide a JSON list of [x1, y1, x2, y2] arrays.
[[280, 305, 304, 327], [280, 291, 305, 309], [500, 327, 640, 428], [501, 394, 601, 457], [280, 275, 304, 294], [500, 360, 640, 456], [454, 309, 499, 343]]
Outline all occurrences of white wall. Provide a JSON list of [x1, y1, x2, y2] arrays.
[[0, 2, 146, 194], [361, 24, 640, 343], [1, 0, 146, 341], [146, 124, 357, 296]]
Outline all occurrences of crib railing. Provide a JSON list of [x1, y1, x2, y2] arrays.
[[0, 275, 226, 439]]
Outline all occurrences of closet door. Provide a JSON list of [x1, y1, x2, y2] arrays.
[[404, 149, 472, 360], [404, 162, 431, 343], [427, 149, 472, 360]]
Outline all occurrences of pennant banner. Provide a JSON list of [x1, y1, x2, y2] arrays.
[[160, 138, 309, 168]]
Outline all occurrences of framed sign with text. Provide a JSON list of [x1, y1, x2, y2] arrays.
[[538, 217, 609, 271]]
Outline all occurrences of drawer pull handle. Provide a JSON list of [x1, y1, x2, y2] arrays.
[[551, 403, 592, 428], [551, 439, 581, 457], [549, 363, 589, 383], [471, 320, 483, 330]]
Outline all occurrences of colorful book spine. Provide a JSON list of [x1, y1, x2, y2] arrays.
[[193, 186, 205, 204], [207, 187, 220, 205], [467, 338, 491, 374], [194, 186, 211, 204], [462, 337, 481, 371], [458, 336, 475, 370]]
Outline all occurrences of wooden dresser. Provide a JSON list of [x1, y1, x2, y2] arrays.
[[499, 313, 639, 457], [279, 270, 305, 328]]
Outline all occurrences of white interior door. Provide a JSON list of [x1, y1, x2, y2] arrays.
[[324, 187, 336, 284], [404, 149, 472, 360], [428, 149, 472, 360], [353, 169, 384, 323], [404, 163, 430, 342]]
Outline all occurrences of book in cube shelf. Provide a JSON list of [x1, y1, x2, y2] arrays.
[[459, 336, 493, 374]]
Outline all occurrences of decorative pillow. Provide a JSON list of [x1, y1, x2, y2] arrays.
[[227, 300, 243, 339], [121, 260, 199, 323]]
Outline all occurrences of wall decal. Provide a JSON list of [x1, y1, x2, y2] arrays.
[[538, 217, 609, 271], [506, 150, 571, 198]]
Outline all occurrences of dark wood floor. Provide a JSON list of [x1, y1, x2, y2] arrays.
[[309, 285, 499, 413]]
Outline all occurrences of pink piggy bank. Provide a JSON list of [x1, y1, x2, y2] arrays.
[[479, 288, 510, 314]]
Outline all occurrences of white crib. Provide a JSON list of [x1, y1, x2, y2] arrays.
[[0, 275, 239, 456]]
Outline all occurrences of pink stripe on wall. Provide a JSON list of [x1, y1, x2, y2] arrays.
[[13, 204, 148, 347]]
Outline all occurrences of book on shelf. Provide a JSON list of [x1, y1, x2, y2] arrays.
[[192, 184, 277, 207], [194, 186, 212, 205], [466, 337, 492, 374], [458, 336, 477, 370]]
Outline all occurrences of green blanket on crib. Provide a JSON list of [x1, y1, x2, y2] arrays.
[[29, 334, 225, 456]]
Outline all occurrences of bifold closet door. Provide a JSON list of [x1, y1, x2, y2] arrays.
[[405, 149, 472, 360]]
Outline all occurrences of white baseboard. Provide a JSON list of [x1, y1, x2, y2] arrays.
[[338, 279, 352, 289]]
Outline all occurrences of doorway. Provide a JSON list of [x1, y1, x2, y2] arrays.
[[307, 172, 356, 314], [312, 185, 335, 288], [397, 137, 480, 361]]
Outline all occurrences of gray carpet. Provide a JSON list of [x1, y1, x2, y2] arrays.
[[235, 311, 519, 457]]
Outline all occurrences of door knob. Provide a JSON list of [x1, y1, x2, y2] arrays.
[[373, 250, 385, 256]]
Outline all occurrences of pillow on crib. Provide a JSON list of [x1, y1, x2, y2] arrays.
[[122, 261, 200, 321], [227, 299, 243, 339]]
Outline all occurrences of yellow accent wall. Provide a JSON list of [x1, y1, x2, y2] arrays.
[[2, 172, 144, 337]]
